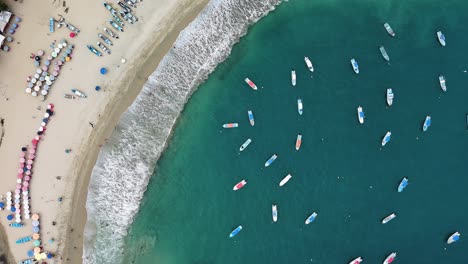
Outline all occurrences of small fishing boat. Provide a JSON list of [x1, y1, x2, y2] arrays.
[[15, 236, 32, 244], [265, 154, 278, 167], [382, 131, 391, 146], [279, 174, 292, 187], [239, 138, 252, 152], [112, 14, 125, 27], [380, 46, 390, 61], [9, 223, 23, 228], [18, 259, 34, 264], [272, 204, 278, 222], [298, 99, 303, 115], [398, 177, 408, 193], [223, 123, 238, 128], [349, 257, 363, 264], [383, 252, 397, 264], [109, 20, 124, 32], [382, 213, 396, 224], [295, 134, 302, 150], [357, 106, 364, 124], [63, 94, 75, 99], [98, 33, 114, 46], [291, 70, 296, 86], [305, 212, 318, 224], [49, 18, 55, 33], [304, 56, 314, 72], [97, 41, 111, 55], [65, 22, 80, 34], [118, 1, 132, 12], [233, 180, 247, 191], [447, 232, 460, 244], [386, 88, 394, 106], [439, 75, 447, 91], [104, 27, 119, 39], [87, 45, 102, 57], [244, 78, 258, 90], [384, 22, 395, 37], [437, 31, 446, 46], [422, 116, 431, 132], [351, 58, 359, 74], [248, 110, 255, 126], [229, 225, 242, 238], [71, 89, 87, 98]]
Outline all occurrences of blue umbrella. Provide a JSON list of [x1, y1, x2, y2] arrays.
[[100, 67, 107, 74], [0, 202, 4, 208], [32, 226, 39, 233], [7, 214, 13, 220], [11, 207, 16, 212], [95, 86, 101, 91], [47, 253, 54, 259], [27, 250, 34, 257]]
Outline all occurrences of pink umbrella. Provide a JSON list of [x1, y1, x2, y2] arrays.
[[47, 55, 52, 60], [34, 136, 40, 140], [52, 71, 58, 77], [48, 103, 54, 109], [27, 159, 33, 165], [54, 66, 60, 71], [28, 154, 35, 160], [19, 163, 24, 168], [20, 152, 25, 157], [23, 182, 29, 187], [20, 158, 25, 163], [17, 169, 23, 173], [26, 165, 32, 170], [32, 139, 38, 145], [14, 189, 20, 194], [57, 60, 63, 66], [42, 66, 48, 71], [29, 149, 36, 154], [25, 171, 31, 175], [25, 176, 30, 181], [37, 50, 44, 56]]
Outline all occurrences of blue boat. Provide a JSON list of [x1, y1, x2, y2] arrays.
[[87, 45, 102, 57], [447, 232, 460, 244], [248, 110, 254, 126], [9, 223, 23, 228], [305, 212, 318, 224], [229, 225, 242, 238], [381, 131, 391, 146], [16, 236, 32, 244], [398, 177, 408, 193], [351, 58, 359, 74], [264, 154, 277, 167], [49, 18, 55, 33], [423, 116, 431, 131]]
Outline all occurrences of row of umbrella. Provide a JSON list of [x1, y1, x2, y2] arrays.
[[1, 16, 22, 52]]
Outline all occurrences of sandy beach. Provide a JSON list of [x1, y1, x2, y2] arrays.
[[0, 0, 208, 262]]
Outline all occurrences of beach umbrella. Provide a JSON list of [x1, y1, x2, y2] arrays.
[[52, 71, 58, 77], [46, 80, 52, 86], [33, 61, 39, 67], [34, 86, 40, 92], [28, 154, 35, 159], [34, 73, 39, 79], [58, 43, 63, 49], [32, 214, 39, 220], [25, 171, 31, 175], [23, 182, 29, 187], [47, 253, 53, 259], [37, 50, 44, 56], [41, 71, 47, 76], [27, 250, 35, 257], [32, 226, 39, 233], [41, 66, 48, 71], [7, 214, 13, 220], [0, 202, 4, 208], [20, 152, 25, 157], [54, 48, 60, 53], [100, 67, 107, 74], [66, 56, 71, 62], [14, 193, 20, 199], [70, 32, 76, 38], [41, 90, 48, 96], [8, 29, 14, 34], [57, 60, 63, 66], [33, 247, 41, 254], [48, 103, 54, 109], [32, 139, 38, 145], [6, 191, 11, 196], [20, 158, 25, 163], [32, 91, 38, 97], [14, 189, 20, 194], [6, 36, 12, 42], [95, 86, 101, 91], [16, 179, 21, 184], [32, 220, 40, 226], [32, 233, 40, 240], [12, 23, 18, 29], [50, 75, 55, 81], [15, 17, 21, 22], [26, 164, 32, 169], [24, 204, 29, 209], [28, 82, 33, 88], [35, 56, 40, 61], [31, 78, 37, 83], [2, 46, 9, 52], [36, 68, 42, 74], [33, 240, 41, 247], [51, 52, 57, 58]]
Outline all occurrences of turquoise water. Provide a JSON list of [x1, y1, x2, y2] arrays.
[[122, 1, 468, 263]]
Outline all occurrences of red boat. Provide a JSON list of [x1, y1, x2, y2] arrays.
[[244, 78, 258, 90], [233, 180, 247, 191]]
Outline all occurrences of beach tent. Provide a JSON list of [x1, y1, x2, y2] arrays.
[[0, 11, 12, 33]]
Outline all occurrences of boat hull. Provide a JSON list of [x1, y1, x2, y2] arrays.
[[233, 180, 247, 191], [272, 205, 277, 222], [295, 135, 302, 150], [279, 174, 292, 187], [229, 226, 242, 238]]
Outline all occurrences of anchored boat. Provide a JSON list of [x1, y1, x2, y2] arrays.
[[229, 225, 242, 238], [292, 70, 296, 86], [272, 204, 278, 222], [239, 138, 252, 152], [382, 131, 391, 146], [380, 46, 390, 61], [386, 88, 394, 106], [439, 75, 447, 91], [279, 174, 292, 187], [351, 58, 359, 74], [265, 154, 278, 167], [437, 31, 446, 46], [248, 110, 255, 126], [422, 116, 431, 132], [447, 232, 460, 244], [349, 257, 363, 264], [384, 22, 395, 37], [382, 213, 396, 224], [295, 134, 302, 150], [223, 123, 238, 128], [398, 177, 408, 193], [383, 252, 397, 264], [298, 99, 303, 115], [305, 212, 318, 224], [357, 106, 364, 124], [304, 56, 314, 72], [233, 180, 247, 191], [245, 78, 258, 90]]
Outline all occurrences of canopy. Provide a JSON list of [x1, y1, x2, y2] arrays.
[[0, 11, 12, 33]]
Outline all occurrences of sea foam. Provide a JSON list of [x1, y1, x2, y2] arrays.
[[83, 0, 282, 263]]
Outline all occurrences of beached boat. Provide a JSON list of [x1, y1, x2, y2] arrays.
[[439, 75, 447, 91], [382, 213, 396, 224], [382, 131, 391, 146], [272, 204, 278, 222], [233, 180, 247, 191], [244, 78, 258, 90], [295, 134, 302, 150], [298, 99, 303, 115], [292, 70, 296, 86], [97, 41, 111, 55], [229, 225, 242, 238], [63, 94, 75, 99], [349, 257, 363, 264], [87, 45, 102, 57], [98, 33, 113, 46], [118, 1, 132, 12], [223, 123, 238, 128], [351, 58, 359, 74], [18, 259, 34, 264], [383, 252, 397, 264], [305, 212, 318, 224], [112, 14, 125, 27], [380, 46, 390, 61], [15, 236, 32, 244], [265, 154, 278, 167], [71, 89, 87, 98], [437, 31, 446, 46], [239, 138, 252, 152], [9, 223, 23, 228], [279, 174, 292, 187], [422, 116, 431, 132], [447, 232, 460, 244], [384, 22, 395, 37], [386, 88, 394, 106], [104, 27, 119, 39], [357, 106, 364, 124], [398, 177, 408, 193], [109, 20, 124, 32], [49, 18, 55, 33], [304, 56, 314, 72], [248, 110, 255, 126]]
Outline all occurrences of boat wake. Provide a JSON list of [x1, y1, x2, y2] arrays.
[[82, 0, 282, 263]]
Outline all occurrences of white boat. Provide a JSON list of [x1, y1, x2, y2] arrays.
[[272, 204, 278, 222], [244, 78, 258, 90], [351, 58, 359, 74], [291, 70, 296, 86], [295, 134, 302, 150], [265, 154, 278, 167], [304, 56, 314, 72], [381, 131, 391, 146], [384, 22, 395, 37], [382, 213, 396, 224], [447, 232, 460, 244], [233, 180, 247, 191], [279, 174, 292, 187], [248, 110, 255, 126], [71, 89, 87, 98], [223, 123, 238, 128], [439, 75, 447, 91], [297, 99, 303, 115], [422, 116, 431, 132], [386, 88, 394, 106], [383, 252, 397, 264], [357, 106, 364, 124], [380, 46, 390, 61], [239, 138, 252, 151], [349, 257, 363, 264], [305, 212, 317, 224], [437, 31, 446, 46]]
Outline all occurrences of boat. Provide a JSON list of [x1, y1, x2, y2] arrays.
[[18, 259, 34, 264], [447, 232, 460, 244], [357, 106, 364, 124], [118, 1, 132, 12], [98, 33, 113, 46], [264, 154, 277, 167], [439, 75, 447, 91], [383, 252, 397, 264], [104, 27, 119, 39], [291, 70, 296, 86], [279, 174, 292, 187], [422, 116, 431, 132], [304, 56, 314, 72], [272, 204, 278, 222], [248, 110, 254, 126], [120, 10, 138, 24], [466, 113, 468, 129], [87, 45, 102, 57], [223, 123, 238, 128], [63, 94, 75, 99], [229, 225, 242, 238], [233, 180, 247, 191], [305, 212, 318, 224], [381, 131, 391, 146], [9, 223, 23, 228], [349, 257, 363, 264], [295, 134, 302, 150], [380, 46, 390, 61], [437, 31, 446, 46], [384, 22, 395, 37], [244, 78, 258, 90], [112, 14, 125, 27], [97, 41, 111, 54], [49, 18, 55, 33], [15, 236, 32, 244], [239, 138, 252, 152], [297, 99, 303, 115], [65, 22, 80, 34], [351, 58, 359, 74], [382, 213, 396, 224], [398, 177, 408, 192], [109, 20, 124, 32], [386, 88, 394, 106], [71, 89, 87, 98]]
